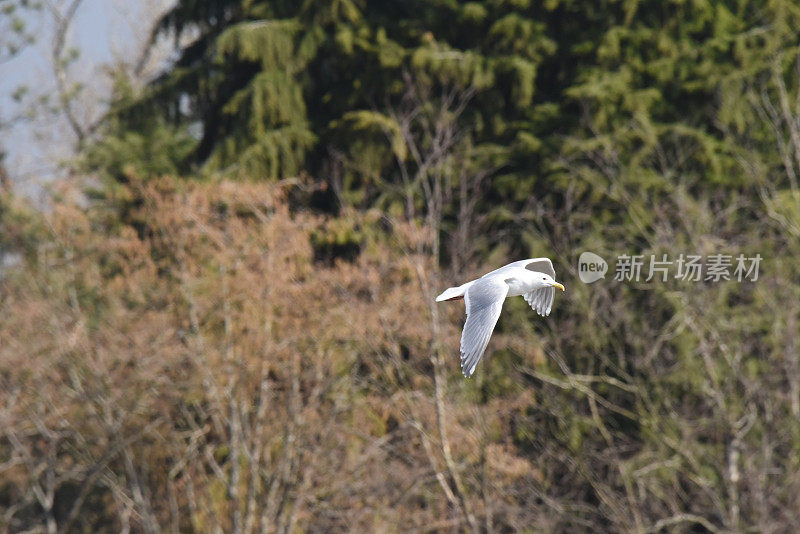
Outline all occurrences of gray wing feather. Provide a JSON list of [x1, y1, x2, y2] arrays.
[[483, 257, 555, 279], [523, 258, 556, 278], [460, 277, 508, 377]]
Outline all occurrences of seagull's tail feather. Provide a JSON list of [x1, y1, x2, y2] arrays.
[[435, 281, 474, 302]]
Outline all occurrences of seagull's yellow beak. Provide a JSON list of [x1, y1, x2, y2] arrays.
[[551, 282, 565, 291]]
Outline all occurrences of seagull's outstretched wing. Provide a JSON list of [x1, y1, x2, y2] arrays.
[[460, 277, 509, 377], [523, 286, 554, 316]]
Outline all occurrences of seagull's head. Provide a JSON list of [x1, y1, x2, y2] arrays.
[[535, 273, 566, 292]]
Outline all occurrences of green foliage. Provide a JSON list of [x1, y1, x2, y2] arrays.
[[12, 0, 800, 530], [0, 0, 40, 62], [82, 73, 196, 183]]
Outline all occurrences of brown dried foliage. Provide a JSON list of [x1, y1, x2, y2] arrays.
[[0, 178, 506, 532]]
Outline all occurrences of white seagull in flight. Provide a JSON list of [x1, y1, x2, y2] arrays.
[[436, 258, 565, 377]]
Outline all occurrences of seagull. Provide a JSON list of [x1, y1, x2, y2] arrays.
[[436, 258, 565, 377]]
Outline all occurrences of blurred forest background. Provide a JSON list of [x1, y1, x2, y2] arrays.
[[2, 0, 800, 532]]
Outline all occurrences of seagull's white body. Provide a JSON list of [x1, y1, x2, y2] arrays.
[[435, 258, 565, 377]]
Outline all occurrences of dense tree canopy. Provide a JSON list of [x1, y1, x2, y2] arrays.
[[92, 0, 800, 251], [3, 0, 800, 531]]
